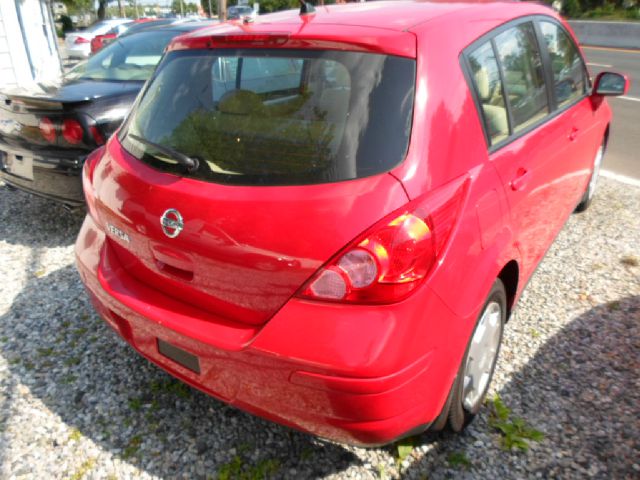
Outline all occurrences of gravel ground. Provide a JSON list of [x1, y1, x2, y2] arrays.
[[0, 177, 638, 480]]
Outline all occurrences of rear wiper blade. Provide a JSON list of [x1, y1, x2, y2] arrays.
[[129, 134, 199, 172]]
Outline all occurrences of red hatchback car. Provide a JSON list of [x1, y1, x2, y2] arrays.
[[75, 1, 628, 445]]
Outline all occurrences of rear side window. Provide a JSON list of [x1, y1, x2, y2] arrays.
[[539, 21, 587, 108], [467, 42, 509, 145], [494, 23, 549, 133], [121, 49, 415, 186]]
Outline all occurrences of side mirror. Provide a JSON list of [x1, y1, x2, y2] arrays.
[[592, 72, 629, 97]]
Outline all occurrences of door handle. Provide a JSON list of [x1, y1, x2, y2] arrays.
[[510, 168, 530, 191], [569, 127, 579, 141]]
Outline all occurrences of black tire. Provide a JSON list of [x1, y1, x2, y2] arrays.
[[445, 279, 506, 432], [575, 140, 606, 213]]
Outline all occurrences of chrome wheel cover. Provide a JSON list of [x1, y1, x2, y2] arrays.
[[587, 145, 604, 201], [462, 301, 502, 411]]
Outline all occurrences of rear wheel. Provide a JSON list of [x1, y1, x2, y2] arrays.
[[435, 279, 506, 433], [575, 141, 605, 213]]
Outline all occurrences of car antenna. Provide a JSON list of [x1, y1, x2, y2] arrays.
[[299, 0, 315, 15]]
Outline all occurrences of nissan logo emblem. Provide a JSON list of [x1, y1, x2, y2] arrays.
[[160, 209, 184, 238]]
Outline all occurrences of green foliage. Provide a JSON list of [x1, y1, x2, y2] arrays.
[[150, 378, 191, 398], [217, 455, 281, 480], [489, 395, 545, 451], [394, 437, 416, 465], [258, 0, 299, 14], [562, 0, 583, 18], [122, 434, 143, 459], [447, 451, 472, 469], [69, 458, 96, 480]]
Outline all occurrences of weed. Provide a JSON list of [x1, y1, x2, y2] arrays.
[[216, 455, 280, 480], [620, 255, 639, 267], [529, 328, 540, 338], [34, 269, 46, 278], [395, 436, 416, 465], [74, 327, 88, 337], [37, 347, 55, 357], [129, 398, 143, 411], [61, 321, 71, 328], [62, 374, 77, 384], [607, 300, 621, 311], [150, 378, 191, 399], [447, 451, 472, 469], [489, 395, 544, 451], [68, 428, 82, 443], [64, 356, 81, 367], [300, 447, 313, 461], [377, 463, 388, 480], [69, 458, 96, 480], [123, 435, 143, 459]]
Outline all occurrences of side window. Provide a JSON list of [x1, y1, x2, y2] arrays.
[[539, 21, 587, 108], [467, 42, 509, 145], [495, 23, 549, 133]]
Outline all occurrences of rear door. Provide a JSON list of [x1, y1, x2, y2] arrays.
[[94, 47, 417, 327], [464, 19, 579, 281]]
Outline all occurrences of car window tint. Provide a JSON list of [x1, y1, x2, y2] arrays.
[[211, 57, 305, 101], [539, 21, 586, 108], [468, 41, 509, 145], [495, 23, 549, 133], [122, 49, 415, 186]]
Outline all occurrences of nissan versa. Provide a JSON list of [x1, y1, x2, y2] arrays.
[[75, 1, 628, 445]]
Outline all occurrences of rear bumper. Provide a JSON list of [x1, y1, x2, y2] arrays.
[[0, 145, 85, 206], [75, 214, 466, 445], [66, 44, 91, 59]]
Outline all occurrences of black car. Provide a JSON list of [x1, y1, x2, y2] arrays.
[[0, 22, 211, 209]]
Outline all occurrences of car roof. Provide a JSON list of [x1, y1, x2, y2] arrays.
[[168, 1, 557, 59]]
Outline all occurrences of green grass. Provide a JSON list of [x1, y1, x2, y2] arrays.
[[447, 451, 472, 469], [122, 435, 143, 459], [150, 378, 191, 399], [217, 455, 280, 480], [394, 436, 416, 465], [128, 398, 143, 411], [69, 458, 96, 480], [489, 395, 544, 451], [68, 428, 82, 443]]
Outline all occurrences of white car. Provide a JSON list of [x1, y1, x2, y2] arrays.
[[64, 19, 130, 59]]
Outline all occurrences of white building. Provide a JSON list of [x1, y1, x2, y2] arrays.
[[0, 0, 62, 89]]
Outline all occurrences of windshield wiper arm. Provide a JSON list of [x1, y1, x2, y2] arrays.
[[129, 134, 199, 172]]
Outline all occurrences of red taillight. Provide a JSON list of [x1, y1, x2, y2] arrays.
[[39, 117, 56, 143], [62, 119, 84, 144], [299, 177, 469, 304], [75, 36, 89, 44], [212, 34, 290, 46], [89, 125, 105, 145]]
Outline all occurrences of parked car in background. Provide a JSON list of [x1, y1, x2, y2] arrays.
[[91, 18, 195, 54], [65, 19, 131, 58], [0, 22, 213, 208], [90, 21, 133, 54], [75, 1, 627, 446], [227, 5, 257, 20]]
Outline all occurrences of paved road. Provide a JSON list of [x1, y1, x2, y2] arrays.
[[583, 46, 640, 180]]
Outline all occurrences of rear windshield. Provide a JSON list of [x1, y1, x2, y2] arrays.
[[120, 49, 415, 186]]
